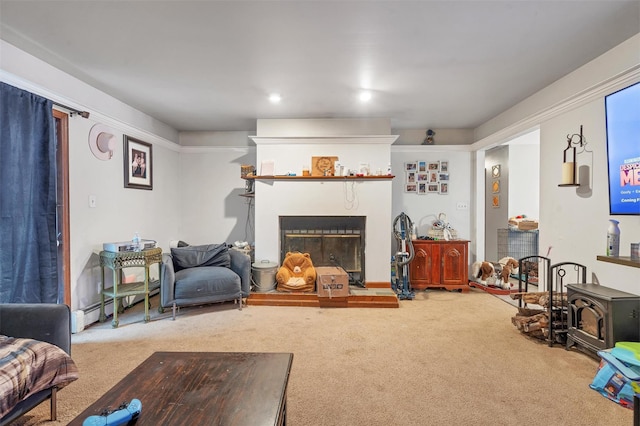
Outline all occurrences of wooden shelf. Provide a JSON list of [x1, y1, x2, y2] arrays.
[[243, 175, 394, 181], [596, 255, 640, 268]]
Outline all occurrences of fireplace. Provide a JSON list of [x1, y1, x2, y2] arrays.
[[566, 284, 640, 356], [280, 216, 365, 284]]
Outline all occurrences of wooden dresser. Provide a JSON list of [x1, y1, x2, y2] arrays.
[[409, 240, 469, 291]]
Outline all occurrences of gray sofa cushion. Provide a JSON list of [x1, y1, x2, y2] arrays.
[[174, 266, 241, 300], [171, 244, 230, 272]]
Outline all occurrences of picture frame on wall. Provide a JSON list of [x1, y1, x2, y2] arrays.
[[439, 182, 449, 194], [427, 184, 439, 193], [418, 161, 427, 172], [440, 161, 449, 172], [405, 162, 417, 172], [407, 171, 416, 183], [428, 161, 440, 171], [405, 183, 417, 193], [418, 182, 427, 194], [124, 135, 153, 190]]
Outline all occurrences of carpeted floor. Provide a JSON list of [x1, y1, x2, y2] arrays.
[[13, 288, 633, 425]]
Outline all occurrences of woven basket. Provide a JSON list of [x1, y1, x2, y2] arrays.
[[427, 228, 458, 240]]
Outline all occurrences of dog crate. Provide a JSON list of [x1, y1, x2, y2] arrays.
[[497, 229, 539, 260]]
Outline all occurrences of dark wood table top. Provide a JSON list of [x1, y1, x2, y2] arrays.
[[69, 351, 293, 426]]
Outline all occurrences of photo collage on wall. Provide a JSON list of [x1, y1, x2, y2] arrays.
[[404, 160, 449, 194]]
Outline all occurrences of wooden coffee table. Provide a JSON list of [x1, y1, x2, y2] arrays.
[[68, 351, 293, 425]]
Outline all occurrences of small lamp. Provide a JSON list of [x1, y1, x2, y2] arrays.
[[560, 125, 585, 186]]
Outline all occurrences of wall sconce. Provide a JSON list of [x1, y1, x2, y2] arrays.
[[559, 125, 585, 186], [89, 124, 116, 161]]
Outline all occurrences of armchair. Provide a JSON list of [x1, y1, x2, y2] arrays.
[[0, 303, 76, 425], [160, 244, 251, 320]]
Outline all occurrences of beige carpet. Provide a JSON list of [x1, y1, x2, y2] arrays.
[[15, 288, 633, 425]]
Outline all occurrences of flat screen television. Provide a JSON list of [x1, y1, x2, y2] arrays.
[[604, 81, 640, 215]]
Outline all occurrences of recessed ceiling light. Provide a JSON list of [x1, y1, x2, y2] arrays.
[[269, 93, 282, 103], [359, 91, 372, 102]]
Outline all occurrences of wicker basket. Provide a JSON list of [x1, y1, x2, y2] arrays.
[[427, 228, 458, 240]]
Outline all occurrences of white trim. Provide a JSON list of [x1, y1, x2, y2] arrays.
[[180, 146, 255, 154], [250, 135, 398, 145], [471, 65, 640, 151], [392, 145, 472, 153]]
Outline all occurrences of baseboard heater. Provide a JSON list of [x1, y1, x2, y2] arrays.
[[73, 288, 160, 333]]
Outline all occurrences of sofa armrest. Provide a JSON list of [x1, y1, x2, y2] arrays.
[[0, 303, 71, 354], [229, 249, 252, 297], [160, 253, 177, 308]]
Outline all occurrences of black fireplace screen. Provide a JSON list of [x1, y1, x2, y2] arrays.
[[279, 216, 365, 283]]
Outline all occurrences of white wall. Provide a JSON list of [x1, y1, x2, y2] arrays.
[[390, 147, 472, 244], [540, 100, 640, 294], [179, 146, 256, 245], [508, 130, 540, 219]]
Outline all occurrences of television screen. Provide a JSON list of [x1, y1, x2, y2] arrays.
[[605, 81, 640, 215]]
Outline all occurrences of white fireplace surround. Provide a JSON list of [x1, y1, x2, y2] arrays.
[[250, 130, 397, 285]]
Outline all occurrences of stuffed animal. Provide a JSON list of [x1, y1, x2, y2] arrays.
[[276, 252, 317, 292], [496, 265, 515, 290], [471, 261, 495, 284], [498, 256, 519, 275]]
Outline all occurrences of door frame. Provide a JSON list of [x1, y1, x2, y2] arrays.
[[53, 109, 71, 306]]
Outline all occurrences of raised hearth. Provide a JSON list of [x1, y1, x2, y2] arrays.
[[247, 286, 399, 308]]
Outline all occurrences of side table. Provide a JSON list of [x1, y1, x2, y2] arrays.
[[99, 248, 162, 328]]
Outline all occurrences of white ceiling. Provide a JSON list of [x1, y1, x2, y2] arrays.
[[1, 1, 639, 133]]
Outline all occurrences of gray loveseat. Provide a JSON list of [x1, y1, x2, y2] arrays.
[[0, 303, 76, 425], [160, 243, 251, 319]]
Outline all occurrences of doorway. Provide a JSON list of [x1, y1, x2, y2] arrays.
[[484, 129, 540, 261]]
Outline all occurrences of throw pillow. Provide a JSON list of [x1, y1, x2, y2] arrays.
[[171, 243, 231, 272]]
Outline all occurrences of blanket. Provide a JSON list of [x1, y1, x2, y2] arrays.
[[0, 335, 79, 417]]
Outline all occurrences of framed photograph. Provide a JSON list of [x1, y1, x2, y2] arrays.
[[492, 180, 500, 194], [427, 184, 439, 193], [429, 171, 439, 183], [418, 182, 427, 194], [405, 183, 417, 193], [405, 162, 417, 172], [417, 173, 429, 181], [439, 182, 449, 194], [124, 135, 153, 190], [439, 173, 449, 181], [418, 161, 427, 172], [406, 171, 416, 183], [428, 161, 440, 171], [440, 161, 449, 172]]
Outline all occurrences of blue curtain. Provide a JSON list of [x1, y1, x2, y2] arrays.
[[0, 82, 59, 303]]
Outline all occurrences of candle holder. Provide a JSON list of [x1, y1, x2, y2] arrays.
[[559, 125, 585, 187]]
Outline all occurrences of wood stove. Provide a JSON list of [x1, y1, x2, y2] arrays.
[[566, 283, 640, 356]]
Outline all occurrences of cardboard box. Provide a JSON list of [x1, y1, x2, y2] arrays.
[[315, 266, 349, 298]]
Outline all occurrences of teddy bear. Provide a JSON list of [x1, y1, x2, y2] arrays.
[[276, 252, 317, 292]]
